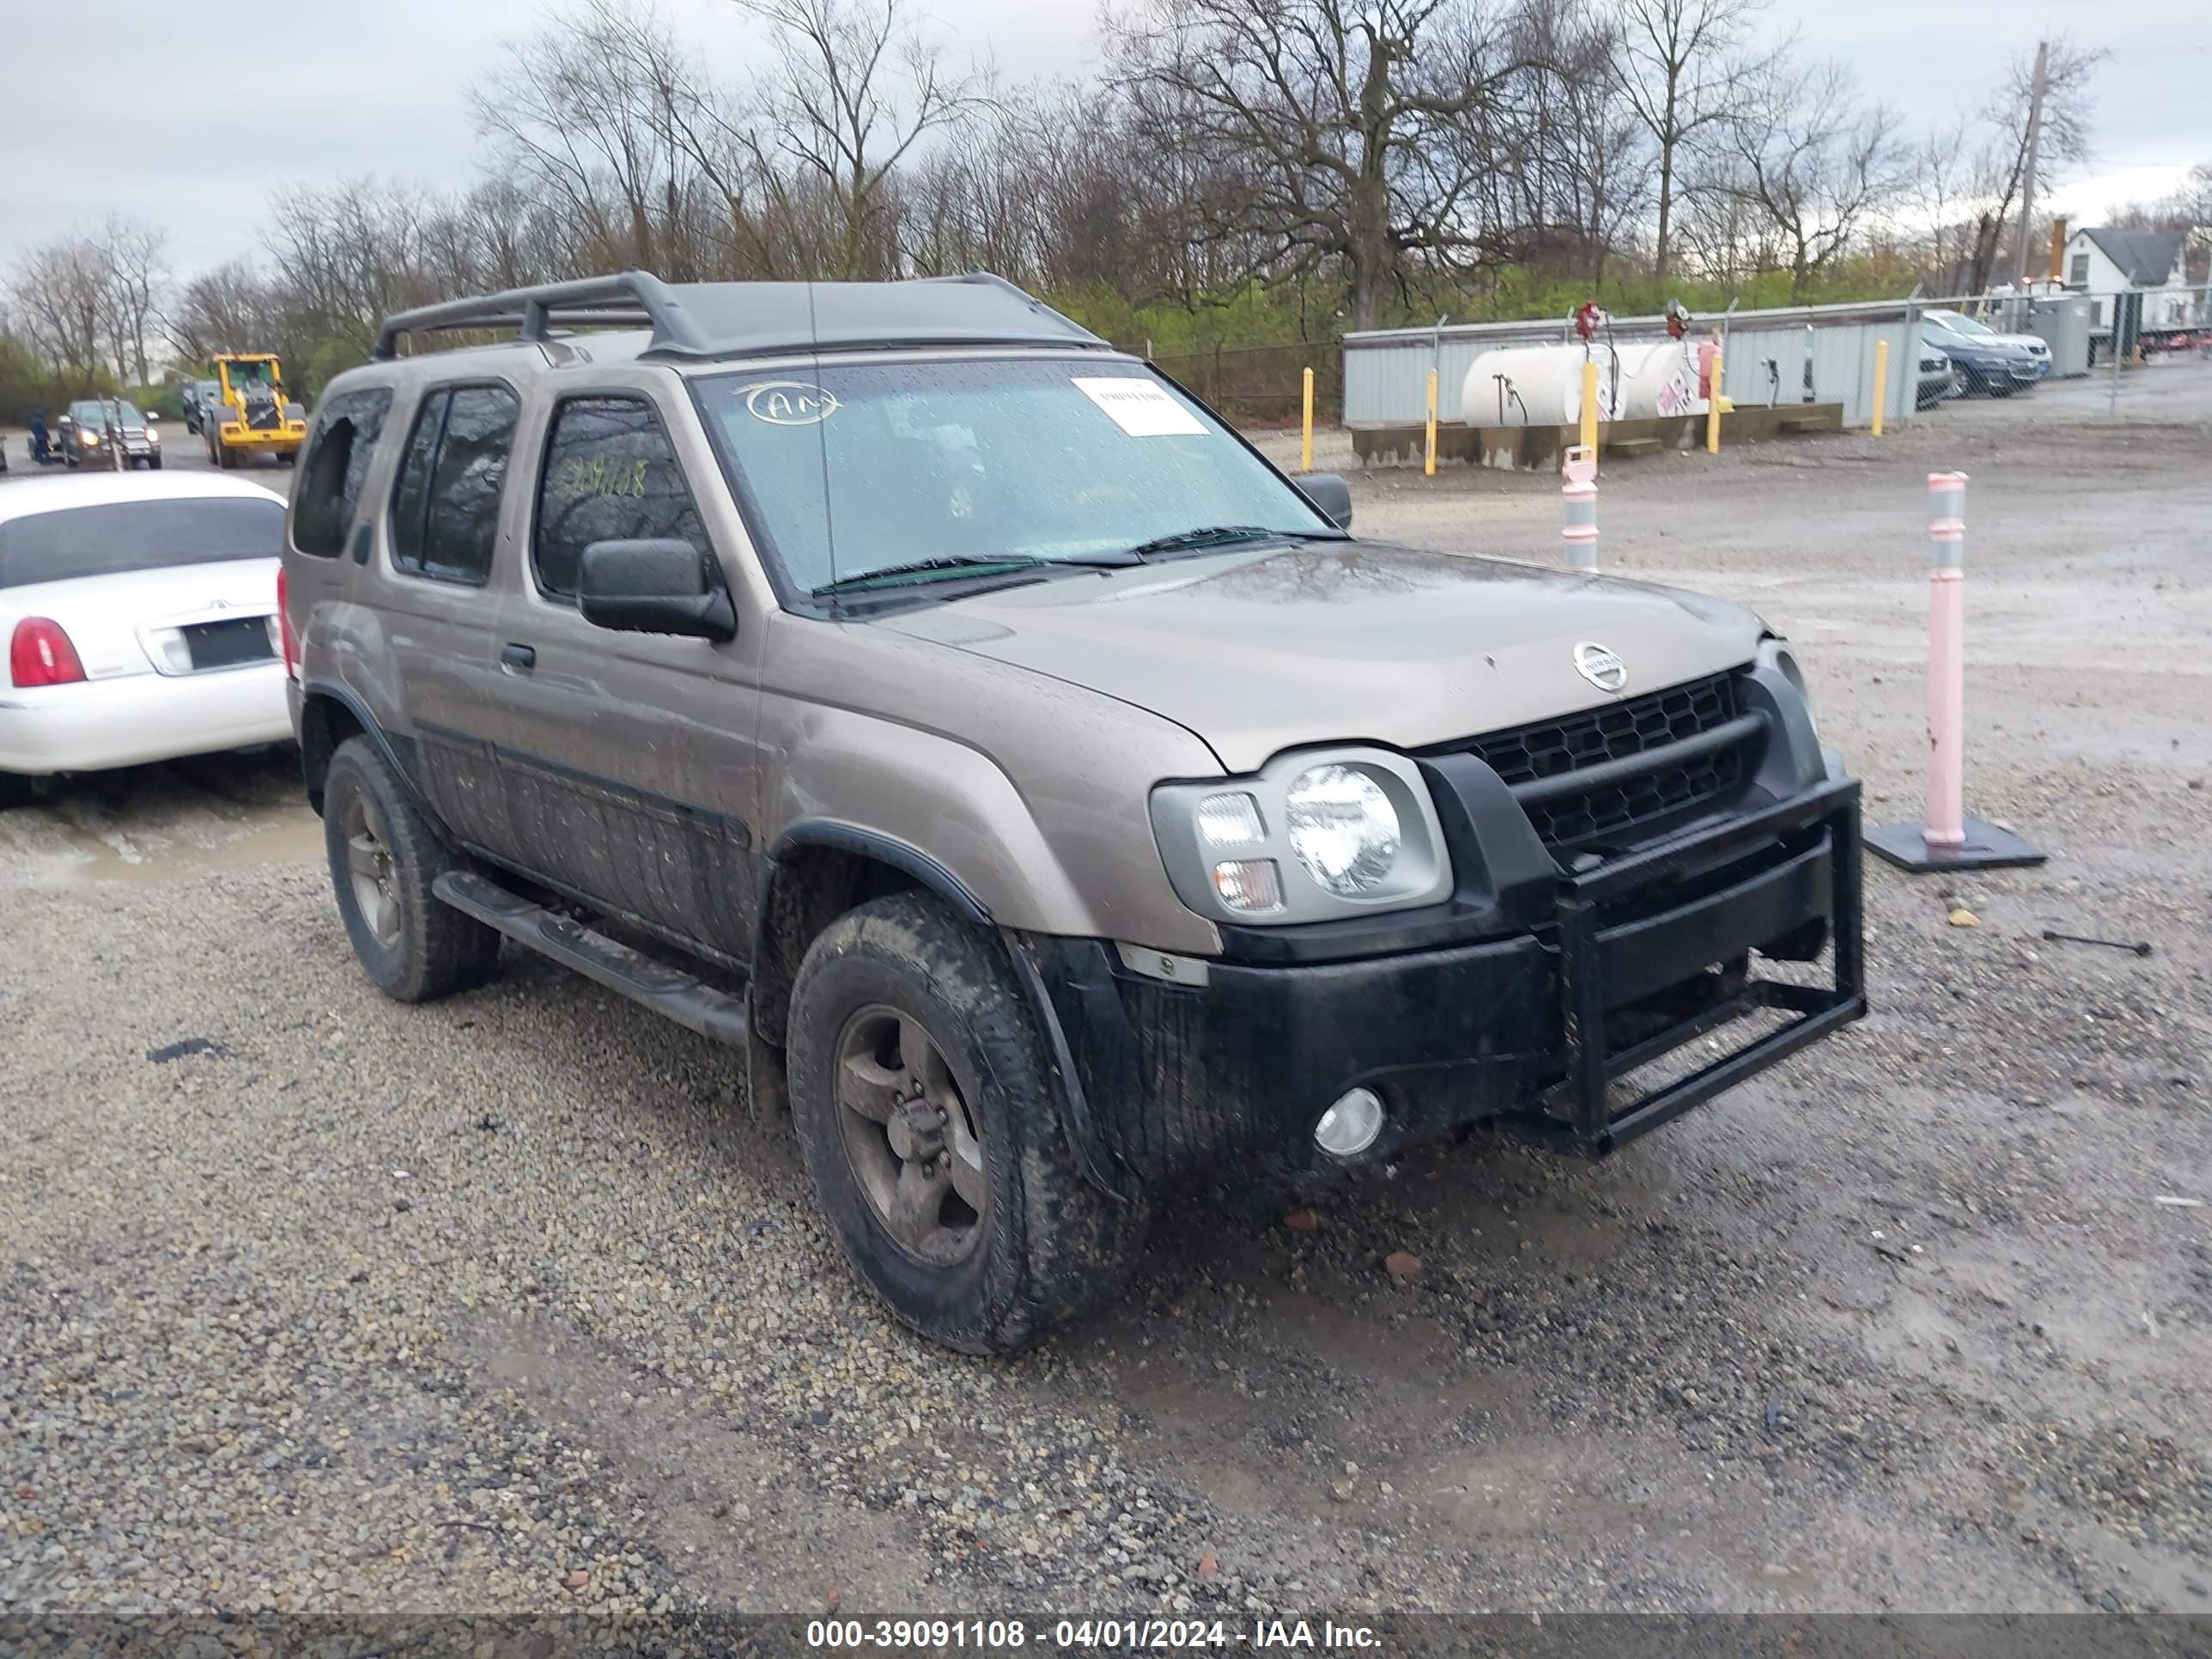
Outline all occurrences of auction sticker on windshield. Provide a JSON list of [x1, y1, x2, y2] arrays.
[[1073, 376, 1206, 437], [740, 381, 842, 425]]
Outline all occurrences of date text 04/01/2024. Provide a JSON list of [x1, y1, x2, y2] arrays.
[[805, 1619, 1382, 1650]]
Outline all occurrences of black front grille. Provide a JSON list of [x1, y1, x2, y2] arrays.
[[1436, 671, 1759, 850], [1525, 737, 1750, 848]]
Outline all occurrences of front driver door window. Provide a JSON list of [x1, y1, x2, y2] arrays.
[[491, 392, 757, 957]]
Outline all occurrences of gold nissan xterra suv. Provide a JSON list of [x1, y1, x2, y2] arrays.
[[279, 272, 1865, 1353]]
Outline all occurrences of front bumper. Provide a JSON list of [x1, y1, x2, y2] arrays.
[[1020, 777, 1864, 1191], [0, 665, 293, 775]]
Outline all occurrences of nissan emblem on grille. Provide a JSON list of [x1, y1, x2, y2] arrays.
[[1574, 641, 1626, 691]]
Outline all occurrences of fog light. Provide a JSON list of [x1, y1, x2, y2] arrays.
[[1314, 1087, 1384, 1158]]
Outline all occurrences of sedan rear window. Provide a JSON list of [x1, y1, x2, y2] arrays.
[[0, 497, 284, 590]]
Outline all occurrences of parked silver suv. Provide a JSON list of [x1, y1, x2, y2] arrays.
[[280, 273, 1864, 1353]]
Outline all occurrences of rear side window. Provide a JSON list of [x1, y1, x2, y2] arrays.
[[293, 387, 394, 556], [388, 384, 520, 586], [532, 396, 708, 599], [0, 498, 284, 589]]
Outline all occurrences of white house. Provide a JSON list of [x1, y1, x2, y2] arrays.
[[2063, 228, 2191, 330]]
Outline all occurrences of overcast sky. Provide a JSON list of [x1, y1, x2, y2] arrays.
[[4, 0, 2207, 277]]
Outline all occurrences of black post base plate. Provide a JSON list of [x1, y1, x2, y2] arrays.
[[1864, 815, 2046, 872]]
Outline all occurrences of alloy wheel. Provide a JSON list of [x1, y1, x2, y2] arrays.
[[832, 1004, 987, 1265], [341, 792, 402, 951]]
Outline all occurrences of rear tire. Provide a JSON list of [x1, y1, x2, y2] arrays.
[[786, 892, 1149, 1354], [322, 737, 500, 1003]]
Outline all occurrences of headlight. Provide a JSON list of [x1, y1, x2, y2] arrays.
[[79, 430, 99, 446], [1150, 747, 1451, 926], [1285, 763, 1400, 896]]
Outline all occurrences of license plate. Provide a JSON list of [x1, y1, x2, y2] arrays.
[[183, 616, 274, 671]]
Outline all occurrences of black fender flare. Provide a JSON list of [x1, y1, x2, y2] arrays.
[[296, 678, 431, 820], [757, 821, 1129, 1201], [761, 820, 991, 925]]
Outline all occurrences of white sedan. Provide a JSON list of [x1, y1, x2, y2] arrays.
[[1, 471, 294, 805]]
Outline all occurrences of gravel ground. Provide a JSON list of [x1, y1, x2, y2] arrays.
[[3, 360, 2209, 1625]]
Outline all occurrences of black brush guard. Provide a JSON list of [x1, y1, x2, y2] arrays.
[[1533, 775, 1866, 1153]]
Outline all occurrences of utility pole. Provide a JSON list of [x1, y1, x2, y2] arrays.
[[2011, 40, 2050, 293]]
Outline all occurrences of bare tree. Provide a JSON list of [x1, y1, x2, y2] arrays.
[[1719, 58, 1906, 299], [1908, 116, 1976, 289], [1611, 0, 1776, 285], [2171, 161, 2212, 228], [729, 0, 983, 281], [471, 0, 713, 276], [1512, 0, 1652, 288], [9, 239, 109, 392], [162, 258, 284, 362], [1962, 36, 2104, 292], [91, 217, 167, 386], [1107, 0, 1541, 331]]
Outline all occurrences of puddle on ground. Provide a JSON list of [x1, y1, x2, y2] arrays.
[[8, 807, 325, 889]]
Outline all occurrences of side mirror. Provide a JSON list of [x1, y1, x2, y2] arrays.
[[146, 412, 159, 424], [1297, 471, 1354, 532], [579, 538, 736, 641]]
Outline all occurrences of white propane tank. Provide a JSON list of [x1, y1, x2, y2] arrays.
[[1613, 337, 1707, 419], [1462, 339, 1708, 427], [1462, 346, 1616, 428]]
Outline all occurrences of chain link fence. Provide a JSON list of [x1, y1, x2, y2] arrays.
[[1144, 342, 1341, 428]]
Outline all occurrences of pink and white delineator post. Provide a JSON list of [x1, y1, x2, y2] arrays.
[[1863, 471, 2045, 872], [1923, 471, 1967, 847], [1560, 445, 1598, 571]]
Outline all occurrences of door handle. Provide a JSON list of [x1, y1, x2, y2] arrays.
[[349, 523, 372, 564], [500, 642, 537, 672]]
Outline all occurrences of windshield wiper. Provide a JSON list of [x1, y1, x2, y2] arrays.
[[1126, 525, 1279, 558], [811, 556, 1048, 597], [811, 551, 1138, 599]]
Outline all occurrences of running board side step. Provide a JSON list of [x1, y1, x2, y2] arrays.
[[433, 871, 749, 1046]]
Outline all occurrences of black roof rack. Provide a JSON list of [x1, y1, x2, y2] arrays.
[[371, 270, 1108, 364], [372, 272, 696, 361]]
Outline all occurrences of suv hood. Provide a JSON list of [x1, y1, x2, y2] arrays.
[[881, 541, 1765, 773]]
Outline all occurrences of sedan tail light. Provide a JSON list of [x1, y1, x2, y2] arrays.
[[9, 617, 88, 688]]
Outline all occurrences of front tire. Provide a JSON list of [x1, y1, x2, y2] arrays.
[[0, 773, 40, 811], [786, 892, 1149, 1354], [322, 737, 500, 1002]]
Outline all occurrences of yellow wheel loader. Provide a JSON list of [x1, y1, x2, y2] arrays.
[[203, 353, 308, 468]]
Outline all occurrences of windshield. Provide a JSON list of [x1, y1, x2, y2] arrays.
[[0, 497, 283, 589], [70, 400, 143, 426], [227, 360, 276, 387], [693, 358, 1334, 598]]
